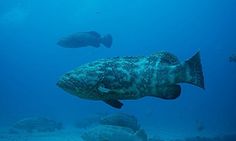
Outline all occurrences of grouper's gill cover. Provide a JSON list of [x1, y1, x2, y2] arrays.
[[57, 51, 204, 109], [57, 61, 105, 99]]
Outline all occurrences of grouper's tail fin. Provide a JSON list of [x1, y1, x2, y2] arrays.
[[101, 34, 112, 48], [183, 51, 205, 89]]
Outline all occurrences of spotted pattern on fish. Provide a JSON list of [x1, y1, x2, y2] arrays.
[[57, 51, 204, 106]]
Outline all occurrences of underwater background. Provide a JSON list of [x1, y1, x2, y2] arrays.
[[0, 0, 236, 140]]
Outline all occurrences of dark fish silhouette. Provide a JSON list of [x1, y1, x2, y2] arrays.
[[100, 113, 140, 131], [81, 125, 147, 141], [229, 54, 236, 62], [57, 51, 204, 109], [57, 31, 112, 48], [9, 117, 63, 133]]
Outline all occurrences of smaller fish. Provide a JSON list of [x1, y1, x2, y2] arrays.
[[81, 125, 147, 141], [229, 54, 236, 62], [9, 117, 63, 133], [57, 31, 112, 48], [99, 113, 140, 131]]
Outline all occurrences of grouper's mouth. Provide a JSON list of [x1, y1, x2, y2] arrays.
[[56, 74, 104, 98], [56, 77, 78, 94]]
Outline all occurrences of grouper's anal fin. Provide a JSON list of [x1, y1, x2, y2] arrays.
[[103, 99, 123, 109], [151, 85, 181, 99]]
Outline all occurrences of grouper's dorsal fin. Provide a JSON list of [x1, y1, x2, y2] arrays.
[[151, 51, 180, 65], [103, 99, 123, 109]]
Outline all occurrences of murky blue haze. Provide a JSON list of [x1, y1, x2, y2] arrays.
[[0, 0, 236, 140]]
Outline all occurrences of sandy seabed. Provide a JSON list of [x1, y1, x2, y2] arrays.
[[0, 127, 84, 141], [0, 126, 236, 141]]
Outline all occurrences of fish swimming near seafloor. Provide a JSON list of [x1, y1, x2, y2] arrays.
[[57, 31, 112, 48], [81, 125, 147, 141], [57, 51, 205, 109], [100, 113, 140, 131], [9, 117, 63, 133]]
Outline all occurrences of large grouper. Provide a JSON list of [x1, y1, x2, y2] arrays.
[[57, 51, 204, 109]]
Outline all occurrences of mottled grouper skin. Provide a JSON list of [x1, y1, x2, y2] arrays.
[[57, 52, 185, 100]]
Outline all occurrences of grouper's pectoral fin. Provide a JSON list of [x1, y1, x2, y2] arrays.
[[103, 99, 123, 109], [98, 86, 111, 93]]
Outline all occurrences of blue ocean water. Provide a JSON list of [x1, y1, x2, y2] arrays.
[[0, 0, 236, 140]]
